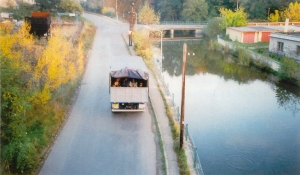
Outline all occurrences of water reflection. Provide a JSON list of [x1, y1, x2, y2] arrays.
[[160, 40, 300, 174], [162, 39, 300, 115], [276, 85, 300, 117]]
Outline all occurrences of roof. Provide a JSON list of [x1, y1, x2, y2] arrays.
[[110, 67, 149, 80], [227, 25, 300, 32], [270, 32, 300, 42]]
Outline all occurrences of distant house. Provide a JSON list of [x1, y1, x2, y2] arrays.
[[0, 0, 35, 8], [20, 0, 35, 5], [269, 32, 300, 62], [226, 24, 300, 44], [0, 0, 17, 7]]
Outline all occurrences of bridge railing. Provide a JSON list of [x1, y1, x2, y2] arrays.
[[160, 21, 207, 25]]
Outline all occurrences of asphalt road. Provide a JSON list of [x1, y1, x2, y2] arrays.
[[39, 13, 157, 175]]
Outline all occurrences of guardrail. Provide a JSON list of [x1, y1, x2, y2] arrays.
[[153, 50, 204, 175], [160, 21, 207, 25], [185, 124, 205, 175]]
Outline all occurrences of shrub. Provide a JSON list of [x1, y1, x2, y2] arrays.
[[278, 57, 300, 86], [132, 30, 153, 61]]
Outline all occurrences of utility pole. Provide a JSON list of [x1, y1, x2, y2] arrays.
[[116, 0, 118, 20], [180, 43, 187, 149], [128, 2, 135, 46]]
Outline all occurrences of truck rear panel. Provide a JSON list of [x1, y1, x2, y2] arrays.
[[110, 87, 148, 112]]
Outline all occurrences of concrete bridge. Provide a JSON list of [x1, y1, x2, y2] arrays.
[[146, 24, 206, 39]]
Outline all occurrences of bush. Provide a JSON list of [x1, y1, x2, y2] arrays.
[[132, 30, 153, 61], [278, 57, 300, 86], [102, 7, 115, 17], [203, 17, 223, 39], [269, 53, 282, 62]]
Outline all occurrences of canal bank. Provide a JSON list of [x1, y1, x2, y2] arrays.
[[217, 37, 280, 71]]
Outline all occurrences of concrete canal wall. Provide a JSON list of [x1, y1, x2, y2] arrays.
[[217, 37, 280, 71]]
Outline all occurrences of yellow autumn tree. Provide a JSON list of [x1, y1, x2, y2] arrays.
[[281, 1, 300, 22], [138, 1, 160, 25], [33, 30, 76, 91], [219, 7, 248, 30], [269, 10, 280, 22], [0, 22, 33, 70]]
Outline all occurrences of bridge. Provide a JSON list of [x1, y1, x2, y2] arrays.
[[145, 23, 207, 39]]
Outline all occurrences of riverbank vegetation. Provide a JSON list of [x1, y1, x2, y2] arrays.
[[221, 41, 300, 87], [0, 19, 96, 174]]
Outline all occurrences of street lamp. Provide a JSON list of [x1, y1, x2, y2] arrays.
[[145, 26, 163, 72]]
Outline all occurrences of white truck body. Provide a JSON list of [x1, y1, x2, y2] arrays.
[[109, 67, 149, 112]]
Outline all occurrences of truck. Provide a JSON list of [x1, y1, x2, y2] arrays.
[[109, 67, 149, 112]]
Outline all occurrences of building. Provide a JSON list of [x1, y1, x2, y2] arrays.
[[21, 0, 35, 5], [0, 0, 17, 7], [226, 23, 300, 44], [269, 32, 300, 62], [0, 0, 35, 8]]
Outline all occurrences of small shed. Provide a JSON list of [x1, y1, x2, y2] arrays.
[[269, 32, 300, 62]]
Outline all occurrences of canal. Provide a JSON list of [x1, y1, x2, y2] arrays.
[[159, 40, 300, 174]]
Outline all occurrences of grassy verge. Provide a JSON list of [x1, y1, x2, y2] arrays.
[[157, 85, 190, 175]]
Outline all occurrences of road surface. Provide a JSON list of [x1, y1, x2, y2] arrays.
[[39, 13, 157, 175]]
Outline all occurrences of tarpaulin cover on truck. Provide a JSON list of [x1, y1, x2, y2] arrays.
[[110, 67, 149, 80]]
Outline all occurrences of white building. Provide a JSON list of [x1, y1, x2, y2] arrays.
[[269, 32, 300, 62], [0, 0, 35, 8], [0, 0, 17, 7], [21, 0, 35, 5]]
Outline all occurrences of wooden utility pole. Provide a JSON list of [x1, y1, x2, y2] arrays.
[[180, 43, 187, 149]]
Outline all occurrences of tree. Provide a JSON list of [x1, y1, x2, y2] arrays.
[[181, 0, 208, 21], [203, 17, 223, 38], [249, 0, 268, 20], [33, 32, 76, 91], [281, 1, 300, 22], [138, 1, 160, 25], [156, 0, 182, 20], [35, 0, 61, 11], [58, 0, 84, 14], [219, 7, 248, 30]]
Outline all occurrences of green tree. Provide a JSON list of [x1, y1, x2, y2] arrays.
[[203, 17, 223, 39], [58, 0, 84, 14], [181, 0, 208, 21], [35, 0, 61, 11], [219, 7, 248, 30], [156, 0, 182, 20], [281, 1, 300, 22], [138, 1, 160, 25], [206, 0, 235, 17]]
